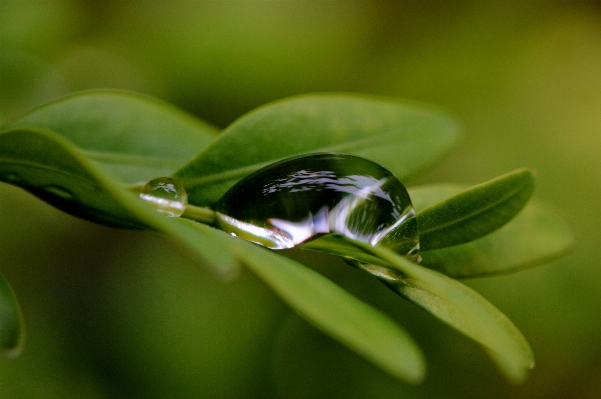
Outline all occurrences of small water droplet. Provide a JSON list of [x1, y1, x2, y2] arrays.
[[140, 177, 188, 217], [215, 153, 419, 257]]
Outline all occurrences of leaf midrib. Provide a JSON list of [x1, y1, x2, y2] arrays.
[[417, 178, 529, 238]]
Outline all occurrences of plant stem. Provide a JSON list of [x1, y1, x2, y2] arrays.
[[182, 204, 216, 225]]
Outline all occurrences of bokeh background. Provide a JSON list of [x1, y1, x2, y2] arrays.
[[0, 1, 599, 398]]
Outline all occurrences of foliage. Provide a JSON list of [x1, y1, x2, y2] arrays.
[[0, 90, 574, 384]]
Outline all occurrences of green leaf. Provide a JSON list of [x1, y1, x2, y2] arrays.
[[419, 200, 576, 277], [0, 127, 239, 278], [344, 240, 535, 383], [0, 127, 138, 227], [0, 272, 23, 357], [174, 93, 459, 205], [409, 184, 576, 277], [416, 168, 535, 251], [233, 239, 426, 383], [2, 90, 219, 184]]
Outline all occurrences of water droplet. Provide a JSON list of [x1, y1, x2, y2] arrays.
[[215, 153, 419, 257], [140, 177, 188, 217]]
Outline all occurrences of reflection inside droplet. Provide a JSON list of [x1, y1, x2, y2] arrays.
[[215, 153, 419, 257], [140, 177, 188, 217]]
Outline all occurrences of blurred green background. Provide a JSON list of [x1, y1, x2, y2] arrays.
[[0, 1, 599, 398]]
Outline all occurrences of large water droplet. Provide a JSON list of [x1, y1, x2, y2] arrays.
[[140, 177, 188, 217], [215, 153, 419, 257]]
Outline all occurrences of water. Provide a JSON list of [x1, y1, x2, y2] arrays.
[[139, 177, 188, 217], [215, 153, 419, 257]]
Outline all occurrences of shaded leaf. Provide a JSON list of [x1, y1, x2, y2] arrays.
[[174, 93, 459, 205], [0, 272, 23, 357], [233, 239, 426, 383], [0, 127, 238, 278], [344, 240, 534, 383], [2, 90, 218, 183], [416, 169, 535, 251]]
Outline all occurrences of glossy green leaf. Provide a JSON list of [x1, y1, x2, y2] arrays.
[[2, 90, 219, 184], [416, 168, 535, 251], [0, 127, 239, 278], [233, 239, 426, 383], [410, 184, 575, 277], [174, 93, 459, 205], [419, 200, 576, 277], [0, 272, 23, 357], [345, 240, 534, 383]]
